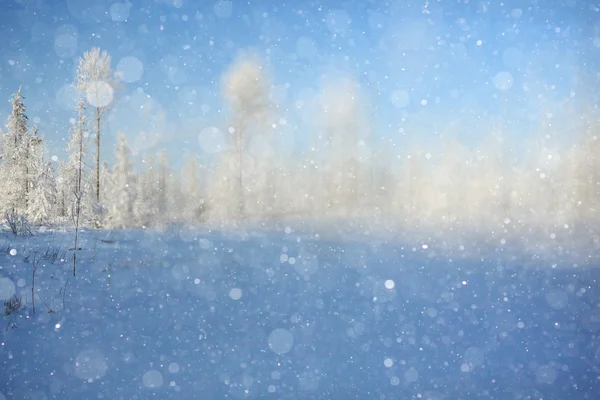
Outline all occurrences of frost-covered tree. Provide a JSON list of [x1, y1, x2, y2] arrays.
[[66, 100, 87, 198], [73, 47, 119, 203], [1, 86, 30, 215], [108, 133, 135, 228], [23, 125, 51, 222], [62, 98, 96, 226], [134, 156, 159, 228], [221, 50, 272, 219], [27, 160, 57, 224], [5, 86, 28, 147]]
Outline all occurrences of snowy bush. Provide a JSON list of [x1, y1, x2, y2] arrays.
[[4, 210, 33, 236]]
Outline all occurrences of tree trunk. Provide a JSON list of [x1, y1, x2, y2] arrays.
[[96, 108, 101, 202], [24, 136, 29, 210]]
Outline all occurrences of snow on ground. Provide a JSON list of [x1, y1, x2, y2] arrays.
[[0, 226, 599, 399]]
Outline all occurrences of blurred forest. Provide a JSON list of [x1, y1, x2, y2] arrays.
[[0, 47, 598, 249]]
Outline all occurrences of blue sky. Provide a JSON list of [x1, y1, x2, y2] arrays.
[[0, 0, 598, 169]]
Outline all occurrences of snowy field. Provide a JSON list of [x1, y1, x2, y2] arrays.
[[0, 226, 599, 399]]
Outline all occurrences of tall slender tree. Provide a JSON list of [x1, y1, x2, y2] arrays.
[[73, 47, 119, 204], [65, 100, 89, 206]]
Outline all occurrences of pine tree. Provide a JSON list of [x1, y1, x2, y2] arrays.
[[6, 87, 28, 146], [23, 126, 51, 223], [25, 126, 44, 210], [1, 86, 30, 216]]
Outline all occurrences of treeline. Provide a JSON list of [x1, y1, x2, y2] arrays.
[[0, 47, 598, 239]]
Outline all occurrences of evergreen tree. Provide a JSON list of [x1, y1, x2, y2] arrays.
[[28, 159, 57, 224], [1, 86, 30, 216], [24, 126, 51, 223]]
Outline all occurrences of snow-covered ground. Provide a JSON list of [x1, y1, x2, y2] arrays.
[[0, 226, 599, 399]]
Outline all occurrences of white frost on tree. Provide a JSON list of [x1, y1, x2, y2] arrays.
[[1, 86, 31, 216], [73, 47, 119, 204], [27, 159, 57, 225], [22, 125, 53, 223], [62, 98, 97, 227]]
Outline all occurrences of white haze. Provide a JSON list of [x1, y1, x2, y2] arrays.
[[197, 52, 600, 256]]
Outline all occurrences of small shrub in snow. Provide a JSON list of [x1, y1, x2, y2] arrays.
[[40, 245, 66, 264], [3, 294, 24, 316]]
